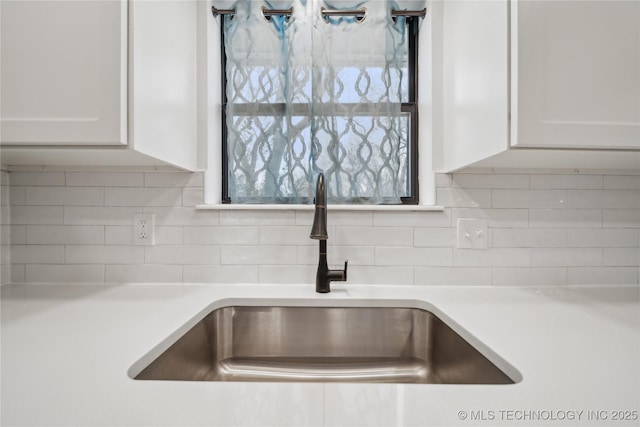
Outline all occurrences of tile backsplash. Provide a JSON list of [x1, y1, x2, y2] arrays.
[[1, 170, 9, 284], [1, 169, 638, 286]]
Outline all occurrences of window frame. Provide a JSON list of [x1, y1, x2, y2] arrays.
[[219, 16, 421, 205]]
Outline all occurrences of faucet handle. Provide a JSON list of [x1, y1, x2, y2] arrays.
[[343, 260, 348, 280]]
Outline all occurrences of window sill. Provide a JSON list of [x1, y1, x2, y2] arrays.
[[195, 204, 444, 212]]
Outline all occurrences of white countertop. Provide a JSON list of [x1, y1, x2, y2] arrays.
[[1, 283, 639, 426]]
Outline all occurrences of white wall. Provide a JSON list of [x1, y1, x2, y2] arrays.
[[2, 168, 639, 286]]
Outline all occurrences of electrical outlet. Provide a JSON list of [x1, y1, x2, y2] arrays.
[[133, 213, 155, 246], [456, 218, 488, 249]]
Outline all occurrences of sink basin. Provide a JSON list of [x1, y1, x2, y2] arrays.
[[132, 303, 518, 384]]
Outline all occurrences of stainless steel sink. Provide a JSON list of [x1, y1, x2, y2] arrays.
[[132, 304, 518, 384]]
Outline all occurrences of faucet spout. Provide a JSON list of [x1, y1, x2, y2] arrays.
[[310, 174, 328, 240], [310, 173, 348, 293]]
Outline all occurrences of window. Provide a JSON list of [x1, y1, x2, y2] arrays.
[[216, 2, 423, 205]]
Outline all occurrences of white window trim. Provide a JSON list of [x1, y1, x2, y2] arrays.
[[202, 2, 438, 211], [195, 203, 443, 212]]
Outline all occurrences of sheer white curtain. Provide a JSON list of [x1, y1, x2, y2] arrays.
[[221, 0, 414, 204]]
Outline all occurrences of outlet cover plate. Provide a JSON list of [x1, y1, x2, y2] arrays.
[[133, 213, 155, 246], [457, 218, 488, 249]]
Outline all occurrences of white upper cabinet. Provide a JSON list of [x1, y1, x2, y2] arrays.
[[439, 0, 640, 172], [0, 1, 199, 171], [1, 1, 127, 145], [513, 0, 640, 150]]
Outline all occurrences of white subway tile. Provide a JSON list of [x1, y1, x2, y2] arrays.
[[105, 188, 182, 207], [373, 210, 451, 227], [155, 227, 184, 245], [567, 229, 639, 248], [1, 235, 9, 258], [297, 245, 374, 266], [435, 173, 453, 188], [330, 211, 374, 226], [0, 205, 8, 226], [105, 226, 182, 245], [10, 187, 26, 205], [9, 226, 26, 244], [145, 246, 220, 265], [10, 264, 27, 283], [453, 248, 530, 267], [105, 265, 182, 283], [183, 226, 259, 245], [604, 175, 640, 190], [259, 265, 316, 284], [295, 211, 315, 226], [65, 172, 143, 187], [295, 210, 373, 230], [1, 226, 10, 247], [529, 209, 602, 228], [26, 264, 104, 283], [11, 206, 64, 225], [1, 228, 8, 246], [26, 187, 104, 206], [415, 267, 492, 285], [9, 172, 65, 186], [335, 226, 413, 246], [492, 229, 567, 248], [145, 207, 219, 226], [11, 245, 65, 264], [182, 188, 204, 207], [492, 189, 567, 209], [414, 228, 457, 247], [567, 267, 638, 285], [346, 266, 414, 285], [8, 169, 639, 286], [219, 210, 295, 226], [144, 172, 204, 188], [603, 210, 640, 228], [531, 248, 602, 267], [26, 226, 104, 245], [66, 245, 144, 264], [1, 187, 9, 207], [375, 247, 452, 266], [295, 245, 320, 267], [568, 190, 640, 209], [436, 188, 492, 208], [492, 267, 566, 286], [295, 210, 373, 227], [11, 265, 25, 283], [221, 246, 297, 265], [2, 263, 12, 284], [331, 246, 372, 267], [64, 206, 141, 225], [260, 226, 316, 246], [530, 174, 603, 189], [105, 226, 132, 245], [604, 248, 640, 266], [183, 265, 260, 283], [452, 174, 529, 189]]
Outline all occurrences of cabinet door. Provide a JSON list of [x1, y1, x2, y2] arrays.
[[513, 0, 640, 149], [1, 1, 126, 145]]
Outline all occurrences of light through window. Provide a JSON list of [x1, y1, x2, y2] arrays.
[[219, 1, 421, 205]]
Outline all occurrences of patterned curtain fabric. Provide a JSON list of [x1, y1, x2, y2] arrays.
[[223, 0, 411, 204]]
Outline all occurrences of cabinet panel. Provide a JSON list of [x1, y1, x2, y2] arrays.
[[441, 0, 509, 172], [0, 0, 126, 145], [513, 0, 640, 150]]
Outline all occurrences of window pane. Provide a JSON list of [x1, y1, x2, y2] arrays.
[[222, 2, 417, 204], [228, 112, 410, 202]]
